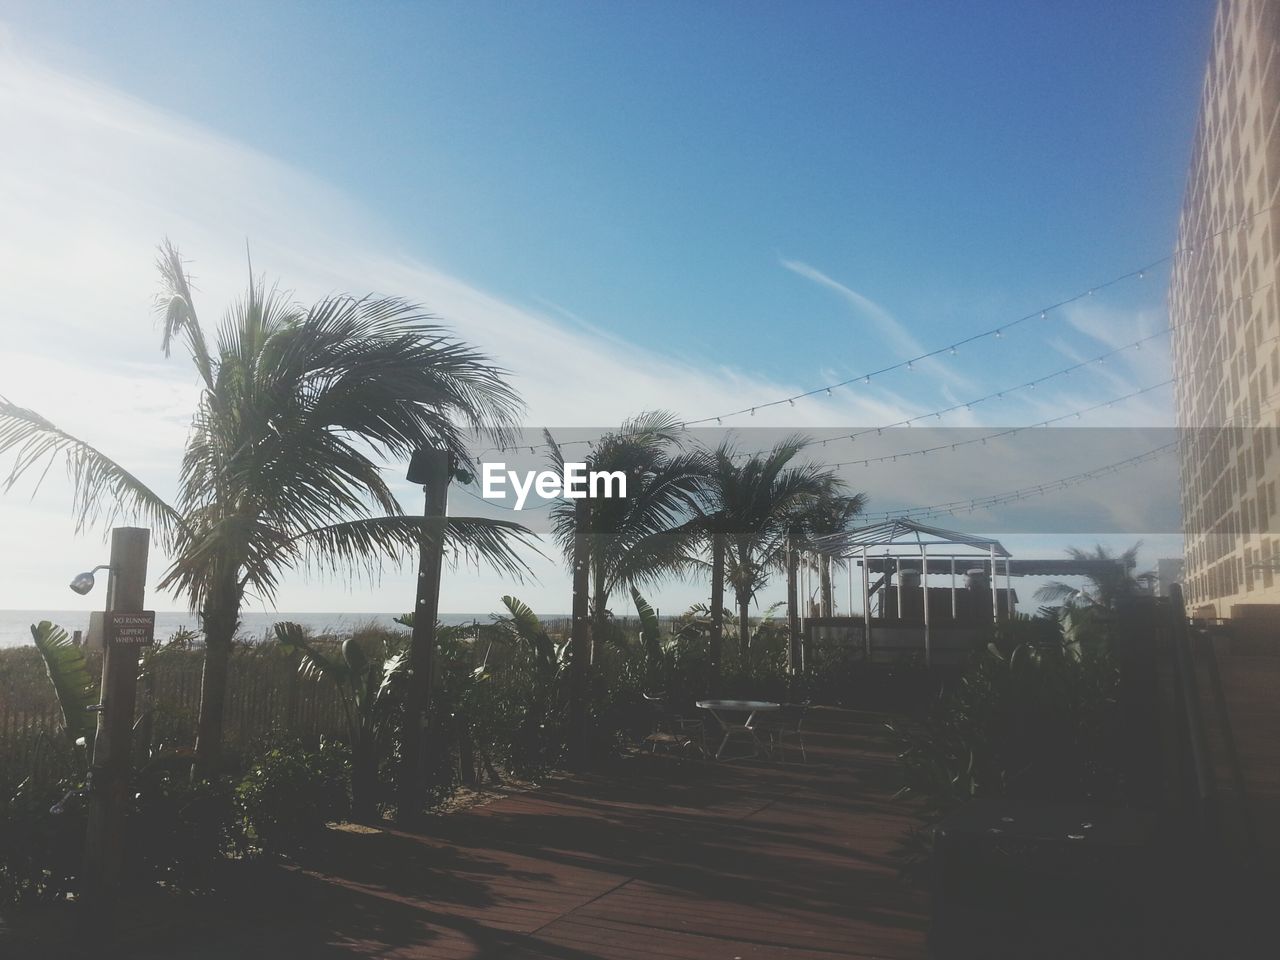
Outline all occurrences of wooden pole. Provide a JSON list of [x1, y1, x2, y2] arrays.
[[861, 547, 871, 659], [922, 547, 931, 669], [82, 526, 149, 918], [568, 496, 591, 768], [786, 538, 801, 674], [708, 529, 725, 695], [397, 448, 451, 825]]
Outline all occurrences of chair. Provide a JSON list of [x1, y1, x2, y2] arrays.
[[641, 693, 706, 758], [760, 702, 809, 762]]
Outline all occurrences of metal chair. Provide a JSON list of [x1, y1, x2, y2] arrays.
[[641, 693, 706, 758], [760, 702, 809, 762]]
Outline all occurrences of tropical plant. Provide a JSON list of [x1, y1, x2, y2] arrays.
[[234, 739, 350, 853], [696, 437, 849, 667], [802, 493, 869, 615], [889, 614, 1121, 824], [275, 621, 406, 818], [546, 411, 706, 646], [29, 621, 98, 758], [1033, 542, 1155, 611], [0, 241, 534, 776]]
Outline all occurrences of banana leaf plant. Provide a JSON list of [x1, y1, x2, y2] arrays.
[[275, 621, 406, 819], [29, 620, 98, 761]]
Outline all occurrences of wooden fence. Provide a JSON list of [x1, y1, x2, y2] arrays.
[[0, 644, 346, 785]]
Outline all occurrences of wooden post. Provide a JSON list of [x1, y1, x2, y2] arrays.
[[568, 496, 591, 768], [82, 526, 149, 917], [708, 529, 725, 695], [397, 448, 451, 825], [786, 538, 801, 674]]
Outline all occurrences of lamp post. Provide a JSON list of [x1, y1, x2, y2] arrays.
[[397, 448, 451, 825]]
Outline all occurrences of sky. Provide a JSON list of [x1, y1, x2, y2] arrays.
[[0, 0, 1212, 621]]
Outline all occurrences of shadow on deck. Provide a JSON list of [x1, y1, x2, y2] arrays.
[[136, 706, 928, 959]]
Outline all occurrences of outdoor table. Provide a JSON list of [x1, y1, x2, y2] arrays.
[[695, 699, 780, 760]]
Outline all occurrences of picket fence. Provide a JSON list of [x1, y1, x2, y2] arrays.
[[0, 645, 347, 785]]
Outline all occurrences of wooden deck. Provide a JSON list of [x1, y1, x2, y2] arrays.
[[142, 706, 929, 959]]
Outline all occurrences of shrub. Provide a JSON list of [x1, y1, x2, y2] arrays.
[[130, 761, 235, 889], [234, 739, 350, 854], [0, 773, 85, 904]]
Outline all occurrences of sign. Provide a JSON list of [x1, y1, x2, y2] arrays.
[[107, 611, 156, 647]]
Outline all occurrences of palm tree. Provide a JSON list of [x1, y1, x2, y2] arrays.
[[802, 493, 868, 617], [0, 241, 533, 776], [546, 411, 706, 650], [698, 437, 841, 666], [1033, 542, 1154, 610]]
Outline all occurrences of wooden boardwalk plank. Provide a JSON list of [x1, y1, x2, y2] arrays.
[[129, 706, 927, 960]]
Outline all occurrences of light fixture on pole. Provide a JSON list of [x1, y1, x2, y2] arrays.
[[70, 565, 111, 596]]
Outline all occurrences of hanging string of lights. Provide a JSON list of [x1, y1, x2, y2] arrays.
[[471, 207, 1278, 465], [808, 379, 1173, 471], [855, 442, 1178, 524], [487, 273, 1271, 463], [674, 202, 1280, 429]]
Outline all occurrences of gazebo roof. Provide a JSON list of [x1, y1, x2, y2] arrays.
[[809, 518, 1011, 558]]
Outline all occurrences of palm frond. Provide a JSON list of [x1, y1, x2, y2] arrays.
[[274, 621, 350, 685], [155, 239, 215, 387], [284, 514, 538, 581], [0, 398, 182, 546]]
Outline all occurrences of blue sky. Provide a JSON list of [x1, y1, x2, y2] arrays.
[[0, 1, 1211, 618], [4, 0, 1211, 379]]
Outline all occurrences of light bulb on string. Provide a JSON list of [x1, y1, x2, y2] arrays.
[[995, 329, 1003, 339]]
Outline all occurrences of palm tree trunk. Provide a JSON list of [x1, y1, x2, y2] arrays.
[[708, 531, 725, 695], [591, 580, 609, 665], [821, 557, 833, 617], [568, 498, 591, 768], [737, 592, 751, 663], [194, 588, 240, 778], [786, 541, 801, 674]]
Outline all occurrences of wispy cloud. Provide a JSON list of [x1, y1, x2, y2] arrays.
[[779, 257, 976, 394]]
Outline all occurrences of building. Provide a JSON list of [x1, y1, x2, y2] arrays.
[[1156, 557, 1186, 598], [1171, 0, 1280, 618]]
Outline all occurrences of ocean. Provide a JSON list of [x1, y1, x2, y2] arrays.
[[0, 611, 517, 648]]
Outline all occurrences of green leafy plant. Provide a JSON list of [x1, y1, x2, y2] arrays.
[[29, 620, 97, 759], [889, 614, 1122, 824], [235, 740, 350, 853], [276, 621, 405, 819]]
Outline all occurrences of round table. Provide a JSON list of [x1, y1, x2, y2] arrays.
[[695, 700, 780, 759]]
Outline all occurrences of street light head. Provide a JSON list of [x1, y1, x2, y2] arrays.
[[69, 564, 111, 596]]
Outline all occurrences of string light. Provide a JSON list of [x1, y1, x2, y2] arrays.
[[801, 380, 1171, 472], [672, 204, 1278, 430], [472, 212, 1280, 461], [853, 443, 1176, 524]]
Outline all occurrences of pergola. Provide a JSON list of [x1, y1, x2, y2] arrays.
[[808, 518, 1013, 668]]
